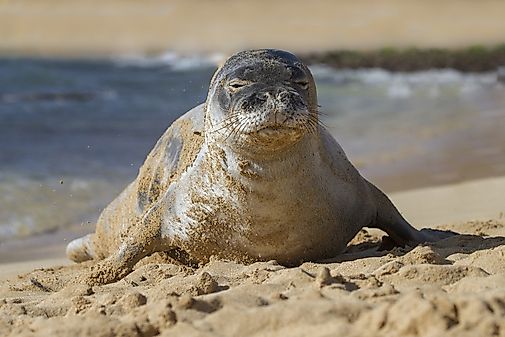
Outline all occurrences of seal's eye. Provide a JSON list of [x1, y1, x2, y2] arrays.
[[294, 80, 309, 90], [227, 80, 249, 90]]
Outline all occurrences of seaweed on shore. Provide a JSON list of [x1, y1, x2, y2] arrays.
[[303, 45, 505, 72]]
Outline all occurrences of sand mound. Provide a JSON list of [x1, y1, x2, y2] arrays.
[[1, 220, 504, 337]]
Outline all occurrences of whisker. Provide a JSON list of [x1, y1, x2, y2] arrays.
[[309, 114, 328, 129], [236, 115, 252, 135], [228, 118, 243, 140], [305, 118, 319, 134], [308, 114, 328, 132], [211, 117, 240, 134], [316, 109, 329, 117], [216, 112, 243, 126], [234, 116, 252, 140], [316, 120, 329, 129], [225, 115, 248, 141], [211, 113, 243, 133], [301, 120, 312, 135]]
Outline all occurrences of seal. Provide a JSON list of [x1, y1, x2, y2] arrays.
[[67, 49, 453, 284]]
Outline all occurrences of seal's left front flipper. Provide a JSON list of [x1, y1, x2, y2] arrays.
[[418, 228, 457, 242], [367, 180, 456, 247]]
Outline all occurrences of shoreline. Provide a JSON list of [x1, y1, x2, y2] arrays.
[[2, 46, 505, 73]]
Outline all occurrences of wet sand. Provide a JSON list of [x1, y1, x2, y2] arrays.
[[1, 0, 505, 57], [1, 176, 504, 336]]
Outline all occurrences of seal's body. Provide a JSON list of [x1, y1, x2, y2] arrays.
[[67, 49, 451, 284]]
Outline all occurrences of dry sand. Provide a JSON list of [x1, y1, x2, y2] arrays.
[[1, 176, 504, 337], [1, 0, 505, 57]]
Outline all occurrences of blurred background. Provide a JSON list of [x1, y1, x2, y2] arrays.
[[0, 0, 504, 256]]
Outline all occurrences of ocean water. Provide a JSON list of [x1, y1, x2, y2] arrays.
[[1, 56, 504, 240]]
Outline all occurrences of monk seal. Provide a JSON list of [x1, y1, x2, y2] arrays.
[[67, 49, 452, 284]]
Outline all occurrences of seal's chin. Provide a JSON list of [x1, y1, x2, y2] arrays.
[[240, 124, 306, 152]]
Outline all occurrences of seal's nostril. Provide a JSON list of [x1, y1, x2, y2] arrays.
[[276, 89, 291, 102], [256, 92, 268, 101], [256, 92, 275, 103]]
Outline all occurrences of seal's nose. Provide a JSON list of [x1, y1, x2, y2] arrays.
[[276, 88, 291, 103], [256, 87, 290, 102], [254, 87, 294, 126], [256, 91, 273, 102]]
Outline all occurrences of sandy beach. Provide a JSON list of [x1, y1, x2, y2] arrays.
[[1, 176, 504, 336]]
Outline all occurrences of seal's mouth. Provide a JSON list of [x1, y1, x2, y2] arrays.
[[214, 107, 314, 142], [253, 124, 299, 135], [241, 117, 307, 150], [210, 107, 315, 153]]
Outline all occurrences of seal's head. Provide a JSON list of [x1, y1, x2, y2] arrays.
[[206, 49, 318, 153]]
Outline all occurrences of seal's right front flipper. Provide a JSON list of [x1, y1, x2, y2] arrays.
[[84, 242, 146, 285], [82, 203, 169, 285]]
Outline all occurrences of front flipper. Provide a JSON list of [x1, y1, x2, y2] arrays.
[[84, 241, 151, 285], [417, 228, 456, 242], [83, 206, 168, 285], [367, 181, 456, 246]]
